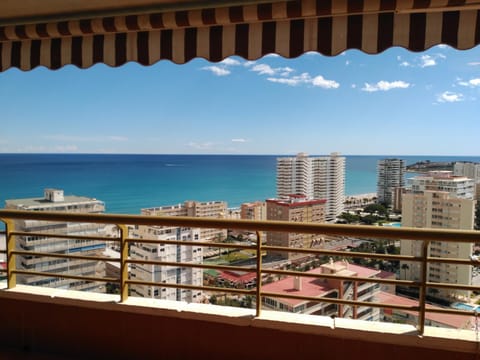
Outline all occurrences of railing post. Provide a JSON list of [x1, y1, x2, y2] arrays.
[[256, 231, 262, 317], [417, 239, 430, 335], [118, 224, 129, 302], [5, 220, 16, 288]]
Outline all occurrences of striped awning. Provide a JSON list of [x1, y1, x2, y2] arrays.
[[1, 0, 479, 72]]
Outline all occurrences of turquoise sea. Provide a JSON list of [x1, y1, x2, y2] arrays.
[[0, 154, 479, 215]]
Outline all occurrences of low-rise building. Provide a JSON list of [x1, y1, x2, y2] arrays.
[[5, 189, 107, 292], [261, 260, 381, 321], [378, 291, 474, 329]]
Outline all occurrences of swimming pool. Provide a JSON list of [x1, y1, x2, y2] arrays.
[[383, 222, 401, 227], [451, 302, 479, 311]]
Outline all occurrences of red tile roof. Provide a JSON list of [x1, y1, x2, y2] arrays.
[[377, 291, 474, 329]]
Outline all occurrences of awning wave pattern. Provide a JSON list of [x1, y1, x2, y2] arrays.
[[1, 0, 479, 71]]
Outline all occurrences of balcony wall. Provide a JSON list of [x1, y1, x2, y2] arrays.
[[0, 284, 477, 360]]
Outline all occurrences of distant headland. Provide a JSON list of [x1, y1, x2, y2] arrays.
[[406, 160, 453, 172]]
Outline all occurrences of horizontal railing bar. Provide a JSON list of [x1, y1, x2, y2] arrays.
[[127, 259, 256, 272], [261, 291, 421, 312], [13, 269, 118, 283], [12, 250, 120, 263], [262, 268, 419, 287], [126, 279, 256, 296], [1, 210, 479, 242], [127, 237, 254, 250], [262, 245, 421, 262], [9, 230, 119, 243]]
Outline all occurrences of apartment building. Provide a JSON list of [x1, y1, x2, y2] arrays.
[[277, 152, 345, 222], [377, 158, 406, 207], [5, 189, 106, 292], [130, 225, 203, 302], [142, 200, 228, 242], [454, 161, 480, 200], [240, 201, 266, 221], [266, 195, 326, 260], [262, 260, 381, 321], [400, 173, 476, 300]]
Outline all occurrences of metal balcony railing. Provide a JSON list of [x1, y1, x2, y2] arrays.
[[1, 209, 480, 335]]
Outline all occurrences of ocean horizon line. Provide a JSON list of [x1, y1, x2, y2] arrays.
[[1, 152, 480, 157]]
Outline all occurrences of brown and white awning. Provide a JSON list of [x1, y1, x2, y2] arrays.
[[1, 0, 479, 72]]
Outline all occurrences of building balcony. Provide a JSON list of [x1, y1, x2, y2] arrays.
[[0, 209, 480, 360]]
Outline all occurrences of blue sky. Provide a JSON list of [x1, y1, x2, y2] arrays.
[[1, 45, 479, 156]]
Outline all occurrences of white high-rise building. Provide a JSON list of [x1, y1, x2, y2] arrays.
[[454, 162, 480, 200], [377, 158, 406, 206], [400, 172, 476, 301], [5, 189, 107, 292], [276, 152, 345, 222], [130, 225, 203, 302]]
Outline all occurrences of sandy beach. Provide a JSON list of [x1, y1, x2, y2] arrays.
[[344, 193, 377, 209]]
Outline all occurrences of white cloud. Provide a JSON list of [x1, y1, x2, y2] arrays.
[[44, 134, 128, 142], [361, 80, 410, 92], [420, 55, 436, 68], [437, 44, 448, 49], [243, 61, 256, 67], [267, 77, 301, 86], [351, 84, 357, 89], [251, 64, 276, 75], [267, 72, 339, 89], [398, 54, 445, 68], [251, 64, 296, 77], [231, 138, 247, 143], [468, 62, 480, 66], [202, 66, 230, 76], [220, 58, 241, 66], [312, 75, 340, 89], [458, 78, 480, 87], [264, 53, 280, 58], [187, 141, 215, 150], [437, 91, 464, 103], [279, 67, 294, 76], [345, 60, 351, 66]]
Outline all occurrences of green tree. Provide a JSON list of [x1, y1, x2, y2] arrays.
[[364, 204, 388, 217], [338, 212, 360, 224]]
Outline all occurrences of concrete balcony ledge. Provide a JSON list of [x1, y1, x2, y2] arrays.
[[0, 283, 478, 360]]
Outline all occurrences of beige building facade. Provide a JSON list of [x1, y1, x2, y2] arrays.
[[266, 196, 326, 260], [401, 173, 476, 300], [142, 200, 228, 242], [240, 201, 266, 221]]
